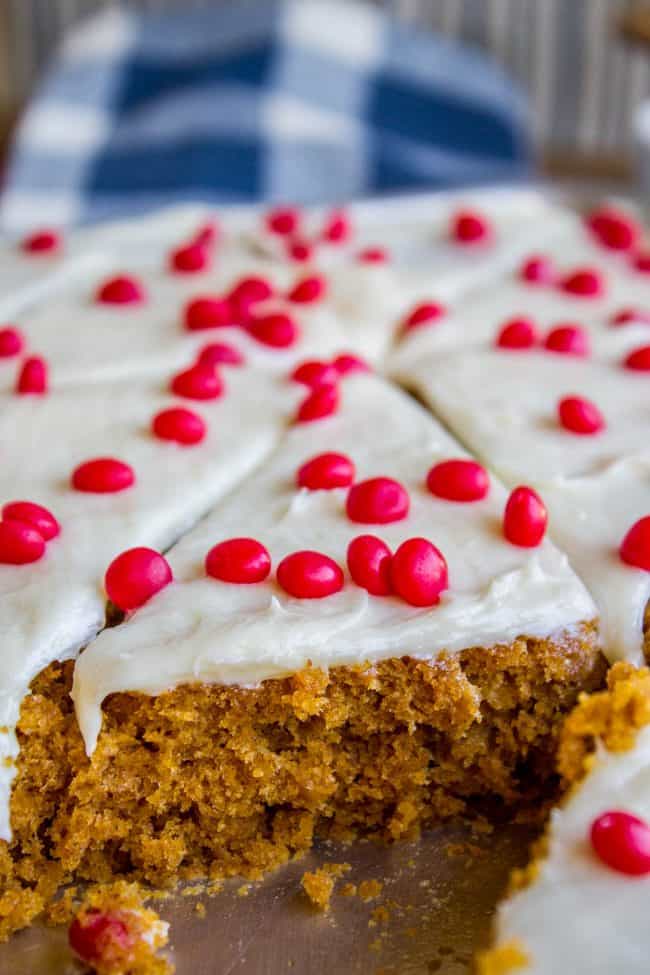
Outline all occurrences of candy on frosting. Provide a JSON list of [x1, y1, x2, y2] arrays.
[[276, 550, 344, 598], [519, 254, 557, 284], [247, 312, 300, 348], [496, 316, 539, 349], [0, 327, 24, 358], [503, 486, 548, 548], [96, 274, 145, 305], [151, 407, 207, 446], [21, 229, 61, 254], [557, 395, 605, 435], [620, 517, 650, 572], [296, 452, 355, 490], [544, 324, 590, 357], [294, 382, 339, 423], [184, 296, 231, 331], [15, 355, 48, 394], [205, 538, 272, 584], [426, 459, 489, 502], [0, 520, 46, 565], [390, 537, 448, 607], [290, 359, 339, 388], [169, 241, 211, 274], [2, 501, 60, 540], [346, 476, 410, 524], [105, 547, 173, 611], [170, 363, 224, 400], [72, 458, 136, 494], [197, 342, 244, 368], [346, 534, 393, 596], [287, 274, 327, 304], [590, 810, 650, 875]]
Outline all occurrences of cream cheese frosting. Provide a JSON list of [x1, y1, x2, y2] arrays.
[[71, 373, 596, 756], [491, 721, 650, 974], [394, 347, 650, 664], [0, 367, 297, 839]]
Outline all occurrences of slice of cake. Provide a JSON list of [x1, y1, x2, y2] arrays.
[[478, 663, 650, 975]]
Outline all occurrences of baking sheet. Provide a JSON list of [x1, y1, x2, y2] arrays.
[[0, 823, 535, 974]]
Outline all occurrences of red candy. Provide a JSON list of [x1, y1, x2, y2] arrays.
[[557, 396, 605, 435], [248, 312, 300, 349], [0, 327, 24, 358], [296, 452, 355, 490], [276, 550, 344, 598], [426, 459, 489, 502], [620, 517, 650, 571], [171, 364, 223, 400], [0, 520, 45, 564], [15, 356, 48, 394], [544, 324, 590, 357], [590, 811, 650, 876], [228, 276, 274, 322], [332, 352, 370, 375], [519, 254, 556, 285], [71, 457, 135, 494], [287, 274, 327, 304], [205, 537, 271, 584], [294, 383, 339, 423], [266, 207, 300, 236], [633, 252, 650, 274], [587, 208, 639, 252], [451, 210, 491, 244], [503, 486, 547, 547], [290, 359, 339, 388], [347, 534, 392, 596], [401, 302, 446, 334], [287, 239, 313, 263], [21, 229, 60, 254], [611, 308, 650, 327], [390, 538, 448, 607], [69, 910, 132, 966], [169, 241, 210, 274], [322, 210, 351, 243], [623, 345, 650, 371], [184, 296, 231, 330], [105, 547, 172, 611], [560, 268, 605, 297], [2, 501, 59, 540], [358, 246, 388, 264], [152, 407, 206, 445], [495, 316, 539, 350], [197, 342, 244, 368], [96, 275, 145, 305], [346, 477, 410, 524]]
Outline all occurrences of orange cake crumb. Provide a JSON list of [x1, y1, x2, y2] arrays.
[[301, 869, 335, 911], [358, 879, 383, 902], [476, 939, 530, 975]]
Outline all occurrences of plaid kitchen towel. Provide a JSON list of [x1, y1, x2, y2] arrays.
[[0, 0, 532, 231]]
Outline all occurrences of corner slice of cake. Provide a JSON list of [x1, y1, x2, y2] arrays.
[[478, 663, 650, 975]]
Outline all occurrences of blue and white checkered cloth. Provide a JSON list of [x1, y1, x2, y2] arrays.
[[0, 0, 532, 232]]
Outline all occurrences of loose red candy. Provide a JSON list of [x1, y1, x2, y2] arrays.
[[169, 241, 210, 273], [402, 302, 446, 334], [296, 452, 355, 490], [322, 210, 351, 243], [503, 486, 547, 547], [248, 312, 300, 349], [16, 356, 48, 394], [184, 296, 231, 330], [611, 308, 650, 327], [21, 229, 60, 254], [266, 207, 300, 236], [591, 811, 650, 876], [451, 210, 491, 244], [105, 547, 172, 611], [171, 364, 223, 400], [587, 208, 639, 251], [294, 383, 339, 423], [560, 268, 604, 297], [544, 324, 590, 357], [332, 353, 370, 375], [495, 316, 539, 350], [620, 517, 650, 571], [69, 910, 132, 966], [96, 275, 145, 305], [206, 537, 271, 584], [152, 407, 206, 445], [0, 327, 24, 358], [358, 246, 388, 263], [347, 535, 392, 596], [287, 275, 327, 304], [276, 550, 344, 598], [287, 239, 313, 263], [624, 346, 650, 371], [390, 538, 448, 607], [228, 276, 274, 322], [290, 359, 339, 388], [346, 477, 410, 524], [519, 254, 556, 285], [197, 342, 244, 367], [0, 520, 45, 564], [2, 501, 59, 540], [557, 396, 605, 435], [426, 459, 489, 502], [72, 458, 135, 494]]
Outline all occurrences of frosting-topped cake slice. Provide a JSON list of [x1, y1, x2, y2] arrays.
[[394, 345, 650, 665], [72, 371, 597, 753], [478, 663, 650, 975], [0, 365, 296, 840]]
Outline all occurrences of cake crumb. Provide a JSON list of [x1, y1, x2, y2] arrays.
[[476, 939, 529, 974], [236, 884, 251, 898], [301, 869, 335, 911], [194, 902, 206, 918], [370, 906, 390, 926], [340, 883, 357, 897], [358, 879, 383, 903]]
